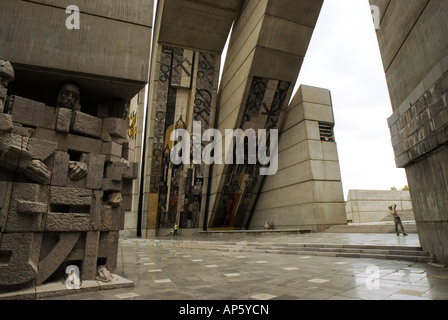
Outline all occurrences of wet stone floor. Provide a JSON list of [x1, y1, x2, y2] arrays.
[[47, 233, 448, 301]]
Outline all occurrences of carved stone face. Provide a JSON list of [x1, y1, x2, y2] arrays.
[[57, 84, 80, 109]]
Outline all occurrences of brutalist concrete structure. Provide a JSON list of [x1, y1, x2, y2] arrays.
[[139, 0, 347, 236], [0, 0, 152, 295], [370, 0, 448, 263]]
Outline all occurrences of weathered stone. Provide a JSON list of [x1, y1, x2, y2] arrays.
[[35, 233, 80, 285], [101, 118, 128, 142], [0, 145, 33, 173], [9, 96, 56, 129], [90, 190, 103, 231], [85, 154, 105, 190], [23, 159, 51, 185], [0, 113, 13, 132], [70, 111, 103, 138], [82, 231, 100, 280], [49, 187, 92, 206], [0, 233, 41, 287], [106, 192, 122, 208], [105, 162, 127, 181], [4, 183, 49, 233], [55, 107, 72, 133], [102, 179, 122, 191], [101, 141, 123, 157], [124, 162, 139, 179], [44, 213, 90, 232], [26, 138, 57, 162], [16, 200, 47, 215], [0, 181, 12, 232], [50, 152, 69, 186], [97, 231, 120, 273], [34, 128, 102, 154]]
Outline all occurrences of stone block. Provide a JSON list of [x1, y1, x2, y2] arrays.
[[49, 186, 92, 206], [27, 138, 57, 162], [0, 132, 23, 153], [71, 111, 103, 138], [85, 154, 105, 190], [4, 183, 49, 232], [0, 113, 13, 132], [102, 179, 122, 191], [90, 190, 103, 231], [100, 205, 124, 231], [34, 128, 102, 154], [0, 181, 12, 232], [0, 145, 32, 173], [55, 108, 72, 133], [105, 162, 127, 181], [50, 151, 70, 187], [101, 118, 128, 142], [123, 162, 139, 179], [9, 96, 56, 129], [101, 141, 123, 157], [82, 231, 100, 280], [0, 233, 40, 287], [97, 231, 119, 273], [44, 213, 90, 232]]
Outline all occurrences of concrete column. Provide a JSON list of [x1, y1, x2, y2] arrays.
[[371, 0, 448, 263]]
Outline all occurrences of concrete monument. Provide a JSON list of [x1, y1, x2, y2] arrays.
[[0, 63, 138, 292]]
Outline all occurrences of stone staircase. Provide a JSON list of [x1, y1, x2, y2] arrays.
[[324, 222, 418, 234], [146, 239, 435, 263]]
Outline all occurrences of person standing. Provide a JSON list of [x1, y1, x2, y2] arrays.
[[174, 223, 178, 236], [389, 204, 408, 236]]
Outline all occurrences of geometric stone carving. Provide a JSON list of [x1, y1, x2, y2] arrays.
[[0, 63, 138, 291]]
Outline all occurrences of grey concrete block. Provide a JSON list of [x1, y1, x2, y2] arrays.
[[101, 141, 123, 157], [55, 108, 72, 133], [4, 183, 49, 232], [90, 190, 103, 231], [71, 111, 102, 138], [44, 213, 90, 232], [27, 138, 57, 162], [101, 118, 128, 142], [82, 231, 100, 280], [49, 186, 92, 206], [0, 233, 40, 287], [102, 179, 122, 191], [0, 113, 13, 132], [34, 128, 102, 154], [9, 96, 56, 129], [50, 151, 69, 187], [85, 154, 105, 190]]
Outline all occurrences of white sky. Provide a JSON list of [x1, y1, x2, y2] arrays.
[[293, 0, 408, 198]]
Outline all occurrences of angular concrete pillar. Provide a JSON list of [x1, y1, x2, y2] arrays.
[[141, 0, 240, 236], [207, 0, 324, 229], [370, 0, 448, 263], [248, 85, 346, 231]]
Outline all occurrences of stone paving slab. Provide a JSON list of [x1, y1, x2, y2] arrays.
[[36, 232, 448, 301]]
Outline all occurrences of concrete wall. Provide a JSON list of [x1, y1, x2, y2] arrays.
[[371, 0, 448, 263], [207, 0, 323, 229], [249, 85, 346, 231], [0, 0, 153, 104], [346, 190, 413, 223]]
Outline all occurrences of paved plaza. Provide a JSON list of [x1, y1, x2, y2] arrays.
[[47, 232, 448, 301]]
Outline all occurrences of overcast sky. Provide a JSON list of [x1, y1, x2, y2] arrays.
[[293, 0, 409, 198]]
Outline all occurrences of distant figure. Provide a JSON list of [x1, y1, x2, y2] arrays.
[[174, 223, 178, 236], [389, 204, 408, 236]]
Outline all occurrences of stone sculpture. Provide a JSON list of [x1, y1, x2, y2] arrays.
[[0, 61, 138, 292]]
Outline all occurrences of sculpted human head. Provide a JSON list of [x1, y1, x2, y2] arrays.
[[57, 83, 80, 109]]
